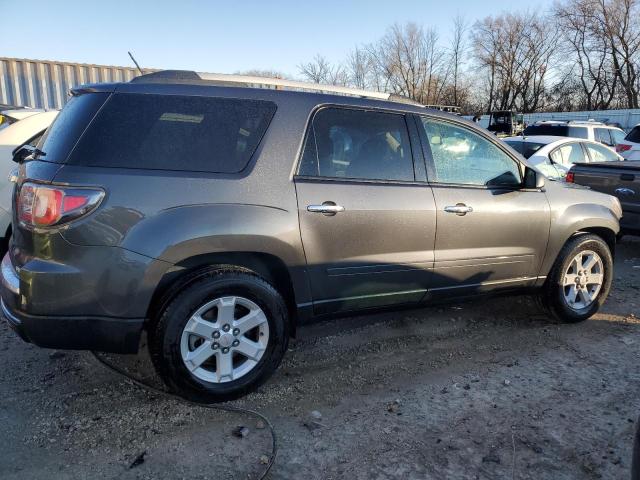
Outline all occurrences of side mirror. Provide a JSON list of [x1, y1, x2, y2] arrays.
[[523, 166, 545, 189], [12, 144, 34, 164]]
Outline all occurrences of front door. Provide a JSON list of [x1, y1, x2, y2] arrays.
[[416, 115, 550, 295], [295, 107, 436, 314]]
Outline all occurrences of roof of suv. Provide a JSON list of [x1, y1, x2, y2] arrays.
[[70, 69, 452, 119]]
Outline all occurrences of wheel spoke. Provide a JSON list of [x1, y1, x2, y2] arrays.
[[216, 297, 236, 324], [570, 257, 580, 274], [184, 315, 216, 338], [581, 287, 593, 304], [582, 254, 597, 272], [216, 352, 234, 381], [184, 342, 214, 371], [566, 285, 578, 304], [563, 274, 575, 286], [587, 273, 603, 286], [234, 308, 267, 334], [235, 337, 264, 360]]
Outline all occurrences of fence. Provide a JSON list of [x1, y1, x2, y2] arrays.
[[469, 109, 640, 132], [0, 57, 146, 110]]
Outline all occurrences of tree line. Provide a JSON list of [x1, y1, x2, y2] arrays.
[[244, 0, 639, 114]]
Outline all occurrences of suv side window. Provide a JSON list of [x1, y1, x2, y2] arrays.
[[420, 118, 521, 186], [298, 107, 414, 182], [585, 143, 619, 162], [68, 93, 277, 173], [595, 128, 613, 146]]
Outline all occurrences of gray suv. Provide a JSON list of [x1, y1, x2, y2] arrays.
[[1, 71, 622, 402]]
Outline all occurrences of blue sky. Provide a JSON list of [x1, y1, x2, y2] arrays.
[[3, 0, 554, 76]]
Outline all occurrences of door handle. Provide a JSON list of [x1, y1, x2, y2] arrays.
[[444, 204, 473, 216], [307, 203, 345, 215], [615, 187, 636, 196]]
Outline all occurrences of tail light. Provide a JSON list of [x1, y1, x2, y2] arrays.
[[17, 182, 104, 228], [565, 171, 575, 183], [616, 144, 632, 153]]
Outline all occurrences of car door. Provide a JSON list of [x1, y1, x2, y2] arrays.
[[415, 115, 550, 295], [294, 106, 436, 315]]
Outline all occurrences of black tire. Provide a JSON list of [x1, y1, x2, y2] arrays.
[[149, 266, 289, 403], [538, 233, 613, 323]]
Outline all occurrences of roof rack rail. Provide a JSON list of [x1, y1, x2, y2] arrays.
[[131, 70, 424, 106]]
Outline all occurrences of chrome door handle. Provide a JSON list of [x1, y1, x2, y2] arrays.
[[307, 203, 345, 215], [615, 187, 635, 196], [444, 204, 473, 215]]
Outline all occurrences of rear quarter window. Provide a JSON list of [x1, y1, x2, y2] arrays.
[[38, 93, 110, 163], [68, 93, 277, 173]]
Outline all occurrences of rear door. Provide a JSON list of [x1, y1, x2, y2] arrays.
[[294, 106, 436, 314], [416, 115, 550, 295]]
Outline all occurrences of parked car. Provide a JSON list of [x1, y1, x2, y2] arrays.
[[522, 120, 626, 149], [0, 110, 58, 256], [0, 70, 622, 402], [487, 110, 525, 136], [616, 124, 640, 161], [567, 160, 640, 238], [0, 108, 46, 132], [503, 135, 623, 180]]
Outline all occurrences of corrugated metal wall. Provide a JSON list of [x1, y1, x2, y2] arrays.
[[0, 57, 146, 110]]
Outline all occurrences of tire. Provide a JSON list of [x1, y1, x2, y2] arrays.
[[538, 233, 613, 323], [149, 266, 289, 403]]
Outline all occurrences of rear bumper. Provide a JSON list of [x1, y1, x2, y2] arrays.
[[0, 253, 143, 353]]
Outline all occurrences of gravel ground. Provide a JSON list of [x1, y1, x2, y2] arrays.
[[1, 237, 639, 479]]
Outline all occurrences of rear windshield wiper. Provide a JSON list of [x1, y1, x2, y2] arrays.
[[12, 144, 46, 163]]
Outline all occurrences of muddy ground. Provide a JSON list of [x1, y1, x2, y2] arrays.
[[1, 238, 639, 480]]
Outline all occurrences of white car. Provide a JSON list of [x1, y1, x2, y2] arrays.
[[522, 120, 626, 149], [0, 110, 58, 255], [503, 135, 623, 180], [616, 124, 640, 160], [0, 108, 46, 133]]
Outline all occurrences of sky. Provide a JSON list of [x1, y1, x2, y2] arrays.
[[3, 0, 555, 77]]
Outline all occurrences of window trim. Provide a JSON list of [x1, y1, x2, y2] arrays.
[[414, 113, 525, 189], [293, 104, 425, 185]]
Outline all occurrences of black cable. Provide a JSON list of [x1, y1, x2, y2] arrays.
[[91, 351, 277, 480]]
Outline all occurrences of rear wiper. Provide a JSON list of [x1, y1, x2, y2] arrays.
[[12, 144, 46, 163]]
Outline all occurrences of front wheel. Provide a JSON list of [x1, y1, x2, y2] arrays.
[[538, 234, 613, 323], [149, 267, 290, 403]]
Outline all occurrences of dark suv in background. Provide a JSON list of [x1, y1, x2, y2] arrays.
[[1, 71, 622, 402]]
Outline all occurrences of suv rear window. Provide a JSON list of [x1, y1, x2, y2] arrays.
[[522, 124, 589, 139], [626, 126, 640, 143], [68, 93, 276, 173]]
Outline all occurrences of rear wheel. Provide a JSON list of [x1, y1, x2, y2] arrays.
[[149, 267, 289, 403], [538, 234, 613, 323]]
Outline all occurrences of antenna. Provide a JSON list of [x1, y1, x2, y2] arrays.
[[128, 51, 144, 75]]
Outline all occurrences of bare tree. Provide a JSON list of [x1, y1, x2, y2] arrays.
[[298, 54, 349, 85], [471, 12, 558, 113], [345, 46, 372, 90], [367, 23, 447, 104], [450, 14, 468, 106]]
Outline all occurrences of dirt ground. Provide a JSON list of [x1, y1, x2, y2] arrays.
[[1, 238, 639, 480]]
